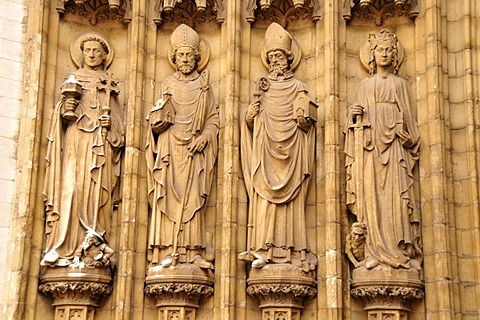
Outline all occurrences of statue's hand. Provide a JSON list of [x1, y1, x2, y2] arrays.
[[64, 97, 79, 112], [188, 135, 208, 154], [297, 115, 312, 133], [99, 114, 111, 130], [349, 104, 364, 120], [151, 120, 170, 134], [246, 101, 260, 120], [397, 131, 414, 148]]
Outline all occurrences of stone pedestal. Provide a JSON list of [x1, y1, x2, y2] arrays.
[[247, 264, 317, 320], [145, 264, 214, 320], [351, 266, 424, 320], [38, 267, 113, 320]]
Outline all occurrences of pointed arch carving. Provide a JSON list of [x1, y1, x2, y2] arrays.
[[245, 0, 322, 27], [342, 0, 419, 26], [153, 0, 225, 27], [56, 0, 132, 25]]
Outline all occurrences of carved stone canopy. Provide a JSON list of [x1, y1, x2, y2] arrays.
[[342, 0, 419, 26], [246, 0, 322, 27], [153, 0, 225, 27], [56, 0, 132, 25]]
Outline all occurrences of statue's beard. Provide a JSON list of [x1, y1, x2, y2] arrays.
[[269, 61, 290, 78], [177, 62, 196, 75]]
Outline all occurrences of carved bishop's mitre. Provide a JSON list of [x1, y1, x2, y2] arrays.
[[265, 22, 292, 53], [170, 24, 200, 51]]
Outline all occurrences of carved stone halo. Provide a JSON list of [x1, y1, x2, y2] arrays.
[[167, 38, 211, 72], [359, 34, 404, 72], [70, 31, 114, 68], [261, 37, 302, 71]]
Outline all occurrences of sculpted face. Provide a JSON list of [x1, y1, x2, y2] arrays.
[[267, 49, 289, 75], [175, 46, 197, 75], [83, 40, 106, 69], [374, 43, 394, 68], [351, 228, 366, 246]]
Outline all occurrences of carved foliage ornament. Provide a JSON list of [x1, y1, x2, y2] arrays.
[[247, 284, 317, 308], [342, 0, 419, 26], [57, 0, 132, 25], [246, 0, 322, 27], [153, 0, 225, 26], [145, 283, 214, 307], [351, 285, 424, 309], [39, 281, 112, 306]]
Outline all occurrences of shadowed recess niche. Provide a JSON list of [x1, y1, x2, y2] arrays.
[[246, 0, 322, 28], [153, 0, 225, 27], [342, 0, 419, 26], [56, 0, 132, 25]]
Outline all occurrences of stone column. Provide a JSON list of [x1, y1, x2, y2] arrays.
[[38, 267, 112, 320]]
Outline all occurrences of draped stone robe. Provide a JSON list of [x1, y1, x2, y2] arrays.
[[146, 70, 219, 265], [42, 68, 125, 267], [345, 74, 422, 269], [241, 76, 315, 264]]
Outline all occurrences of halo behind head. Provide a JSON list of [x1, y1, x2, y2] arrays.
[[70, 32, 114, 69], [359, 29, 404, 75]]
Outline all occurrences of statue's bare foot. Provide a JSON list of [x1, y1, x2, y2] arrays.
[[43, 250, 59, 264], [192, 255, 214, 269], [238, 251, 254, 262], [365, 256, 380, 269], [252, 258, 267, 268], [161, 254, 178, 267], [410, 259, 421, 271]]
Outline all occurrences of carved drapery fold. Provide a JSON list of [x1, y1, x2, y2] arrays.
[[342, 0, 419, 26], [245, 0, 322, 27], [153, 0, 225, 26], [56, 0, 132, 25]]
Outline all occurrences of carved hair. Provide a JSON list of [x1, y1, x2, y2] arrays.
[[80, 36, 110, 55], [351, 221, 367, 234], [367, 29, 400, 76]]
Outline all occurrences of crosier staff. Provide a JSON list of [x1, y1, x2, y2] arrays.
[[92, 74, 119, 231]]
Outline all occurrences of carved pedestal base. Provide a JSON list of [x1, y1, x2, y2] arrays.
[[38, 267, 113, 320], [366, 309, 408, 320], [145, 264, 214, 320], [247, 264, 317, 320], [351, 266, 424, 320]]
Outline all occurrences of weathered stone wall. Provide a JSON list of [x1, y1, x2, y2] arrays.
[[0, 0, 25, 316], [4, 0, 480, 319]]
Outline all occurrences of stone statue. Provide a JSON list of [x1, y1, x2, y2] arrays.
[[240, 23, 317, 272], [41, 33, 124, 267], [146, 24, 219, 270], [73, 229, 115, 268], [346, 222, 367, 268], [345, 29, 422, 270]]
